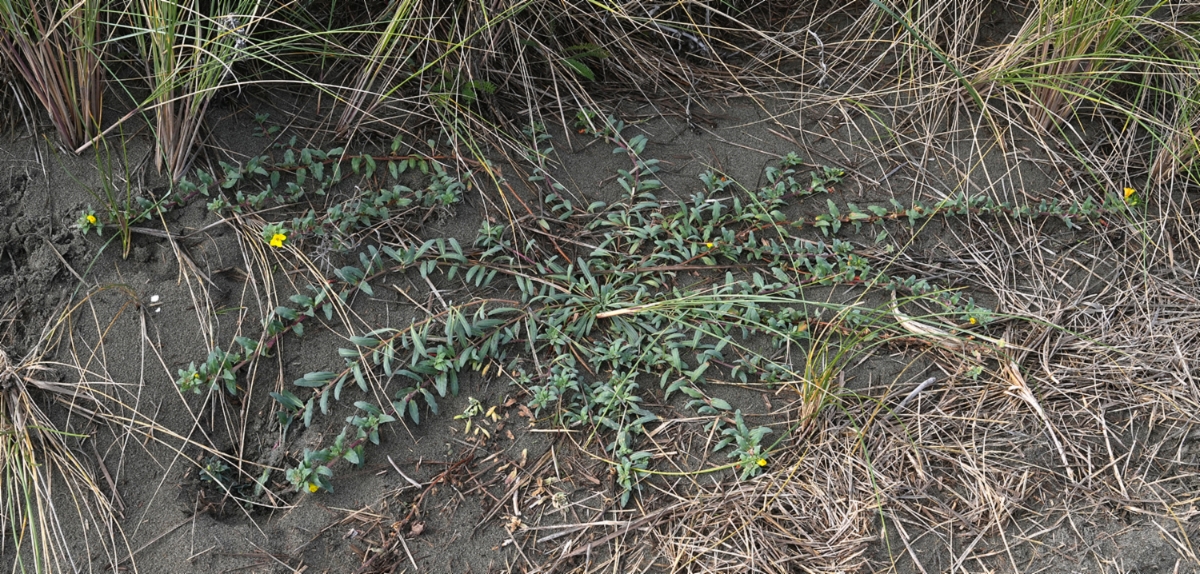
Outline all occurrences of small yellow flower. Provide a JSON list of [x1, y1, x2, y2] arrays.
[[968, 317, 978, 325], [1123, 187, 1142, 206], [756, 457, 767, 467], [86, 214, 97, 225], [308, 483, 319, 493], [704, 242, 714, 248], [269, 233, 287, 248]]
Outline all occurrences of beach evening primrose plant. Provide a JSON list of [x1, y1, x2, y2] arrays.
[[255, 114, 1114, 503], [76, 208, 101, 235], [263, 223, 289, 248], [189, 114, 1126, 505], [717, 410, 774, 480]]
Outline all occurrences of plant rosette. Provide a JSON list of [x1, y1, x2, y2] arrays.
[[76, 207, 102, 235], [263, 223, 290, 248]]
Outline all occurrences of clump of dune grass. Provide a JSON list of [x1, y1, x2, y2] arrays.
[[0, 56, 32, 134], [0, 0, 104, 149], [976, 0, 1143, 130], [265, 0, 832, 143], [132, 0, 261, 180], [0, 300, 123, 573]]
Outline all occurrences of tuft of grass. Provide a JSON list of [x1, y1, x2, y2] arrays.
[[0, 0, 104, 149], [0, 56, 33, 134], [132, 0, 261, 180], [961, 1, 1200, 190], [1146, 30, 1200, 184], [0, 302, 122, 573], [976, 0, 1143, 130], [262, 1, 834, 150], [68, 131, 170, 259]]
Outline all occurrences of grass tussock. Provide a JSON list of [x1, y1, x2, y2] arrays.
[[0, 301, 122, 573], [133, 0, 262, 180], [0, 0, 104, 149]]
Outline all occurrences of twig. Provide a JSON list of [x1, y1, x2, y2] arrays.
[[118, 514, 193, 567], [422, 273, 449, 311], [894, 376, 938, 413], [387, 455, 424, 489], [396, 531, 420, 571]]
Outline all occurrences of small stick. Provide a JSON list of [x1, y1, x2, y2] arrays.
[[895, 376, 938, 412], [118, 515, 193, 567], [396, 532, 419, 571], [90, 440, 125, 517], [387, 455, 423, 489], [421, 273, 449, 311], [881, 162, 907, 182]]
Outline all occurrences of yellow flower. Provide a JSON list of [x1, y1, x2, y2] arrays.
[[269, 233, 287, 248], [705, 242, 714, 248], [756, 457, 767, 467], [968, 317, 977, 325], [308, 483, 319, 493], [1123, 187, 1142, 206], [86, 214, 97, 225]]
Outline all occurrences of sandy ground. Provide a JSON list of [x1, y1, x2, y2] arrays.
[[2, 91, 1199, 574]]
